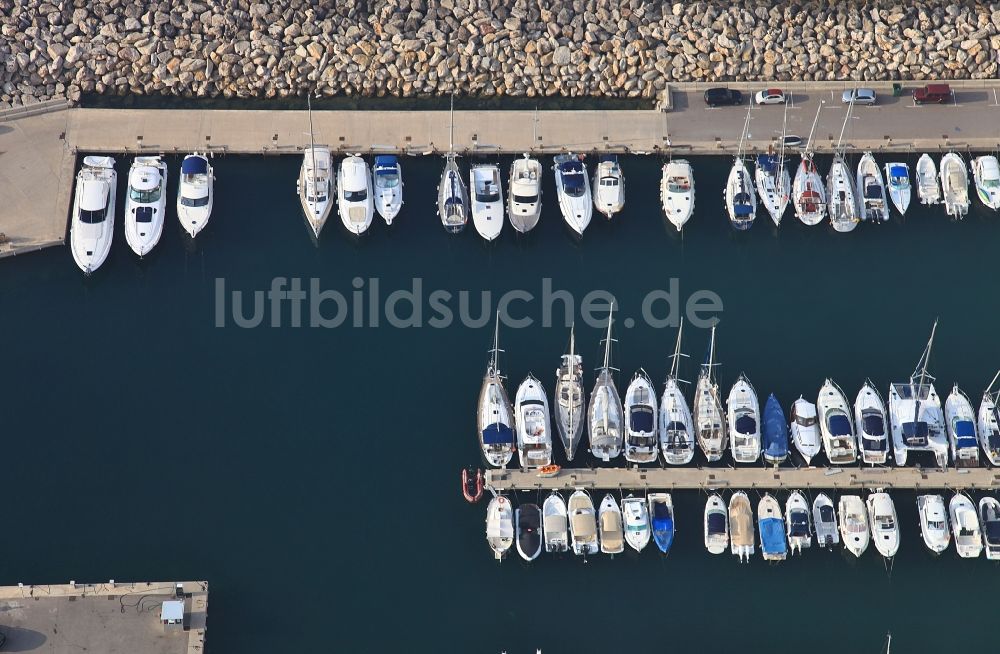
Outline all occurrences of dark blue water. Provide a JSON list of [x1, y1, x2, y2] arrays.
[[1, 153, 997, 653]]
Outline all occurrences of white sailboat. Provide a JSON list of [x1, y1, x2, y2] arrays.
[[568, 490, 599, 556], [728, 491, 755, 562], [945, 384, 979, 468], [827, 97, 860, 232], [950, 493, 983, 558], [978, 496, 1000, 560], [727, 374, 761, 464], [883, 162, 911, 216], [514, 374, 553, 469], [915, 154, 941, 205], [598, 494, 625, 555], [940, 152, 970, 219], [972, 155, 1000, 209], [785, 491, 812, 554], [793, 102, 827, 226], [818, 379, 857, 465], [176, 153, 214, 237], [124, 155, 168, 256], [660, 159, 695, 231], [866, 491, 900, 559], [888, 320, 949, 467], [726, 100, 756, 230], [704, 493, 729, 555], [470, 163, 504, 240], [592, 155, 625, 219], [438, 98, 469, 233], [507, 154, 543, 233], [978, 371, 1000, 466], [372, 155, 403, 225], [70, 156, 117, 274], [622, 495, 651, 552], [542, 492, 569, 553], [838, 494, 870, 558], [297, 97, 333, 238], [477, 316, 515, 468], [659, 321, 695, 465], [693, 325, 728, 462], [756, 101, 791, 226], [337, 155, 374, 235], [857, 152, 889, 223], [917, 494, 950, 554], [813, 492, 839, 548], [624, 370, 658, 464], [553, 153, 592, 236], [790, 396, 822, 464], [854, 381, 889, 465], [588, 307, 623, 461], [485, 494, 514, 559], [554, 325, 585, 461]]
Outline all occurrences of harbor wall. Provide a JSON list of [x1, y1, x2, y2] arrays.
[[2, 0, 1000, 107]]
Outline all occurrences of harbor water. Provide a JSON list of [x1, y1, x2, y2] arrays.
[[2, 152, 999, 653]]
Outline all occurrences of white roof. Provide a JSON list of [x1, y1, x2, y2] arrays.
[[160, 600, 184, 622], [340, 156, 367, 191], [80, 179, 108, 211]]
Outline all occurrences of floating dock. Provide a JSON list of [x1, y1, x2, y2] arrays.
[[0, 580, 208, 654], [486, 465, 1000, 492]]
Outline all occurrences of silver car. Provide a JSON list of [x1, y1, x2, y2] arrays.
[[842, 88, 877, 105]]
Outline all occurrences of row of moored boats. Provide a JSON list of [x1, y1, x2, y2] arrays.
[[479, 317, 1000, 470], [486, 488, 1000, 562]]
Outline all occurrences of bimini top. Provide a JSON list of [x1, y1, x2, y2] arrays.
[[733, 194, 753, 215], [630, 406, 654, 433], [955, 420, 977, 449], [181, 156, 208, 175], [482, 423, 514, 445], [862, 413, 885, 436], [560, 161, 585, 194], [889, 165, 909, 181], [735, 415, 757, 435], [788, 510, 809, 537], [707, 512, 726, 536], [374, 155, 398, 170], [756, 154, 778, 173], [828, 414, 852, 436]]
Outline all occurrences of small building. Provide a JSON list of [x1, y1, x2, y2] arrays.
[[160, 600, 184, 629]]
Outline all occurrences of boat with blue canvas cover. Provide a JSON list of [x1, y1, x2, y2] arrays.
[[945, 385, 979, 468], [855, 381, 889, 465], [758, 494, 787, 561], [818, 379, 857, 465], [177, 153, 214, 237], [372, 155, 403, 225], [726, 100, 757, 230], [553, 153, 592, 236], [704, 493, 729, 555], [477, 316, 515, 468], [978, 496, 1000, 560], [884, 162, 911, 216], [762, 394, 789, 465], [649, 492, 675, 554]]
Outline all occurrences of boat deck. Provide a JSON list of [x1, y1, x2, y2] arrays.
[[486, 465, 1000, 492]]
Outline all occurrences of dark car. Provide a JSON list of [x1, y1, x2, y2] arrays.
[[913, 84, 952, 105], [704, 88, 743, 107]]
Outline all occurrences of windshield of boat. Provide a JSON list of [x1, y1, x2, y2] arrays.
[[345, 189, 368, 202], [984, 177, 1000, 189], [668, 177, 690, 193], [79, 207, 107, 224], [376, 172, 399, 188], [476, 188, 500, 203], [795, 413, 817, 427], [129, 186, 161, 203], [513, 193, 538, 204], [600, 176, 619, 187], [181, 195, 210, 207]]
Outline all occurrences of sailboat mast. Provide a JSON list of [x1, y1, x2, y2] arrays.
[[707, 324, 717, 382], [736, 101, 752, 160], [307, 94, 318, 202], [805, 101, 823, 155], [669, 318, 684, 379], [449, 94, 455, 154], [914, 319, 938, 388], [836, 96, 854, 155], [490, 312, 500, 373], [602, 307, 614, 370]]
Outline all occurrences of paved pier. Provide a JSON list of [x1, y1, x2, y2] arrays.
[[0, 580, 208, 654], [4, 79, 1000, 257], [486, 466, 1000, 492]]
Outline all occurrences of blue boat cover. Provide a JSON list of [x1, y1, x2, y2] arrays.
[[707, 512, 726, 535], [734, 193, 753, 216], [652, 511, 674, 553], [862, 414, 885, 436], [630, 407, 654, 432], [762, 395, 789, 459], [789, 511, 809, 537], [134, 206, 154, 223], [181, 156, 207, 174], [956, 420, 977, 449], [756, 154, 778, 173], [482, 423, 514, 445], [990, 434, 1000, 450], [829, 414, 851, 436], [890, 165, 907, 179], [735, 415, 757, 435], [760, 518, 787, 555], [374, 155, 398, 170]]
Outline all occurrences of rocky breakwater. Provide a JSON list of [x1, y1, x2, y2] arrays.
[[1, 0, 1000, 107]]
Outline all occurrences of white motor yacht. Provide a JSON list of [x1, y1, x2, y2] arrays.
[[972, 155, 1000, 210], [568, 490, 599, 556], [124, 155, 168, 256], [507, 154, 542, 233], [857, 152, 889, 223], [176, 153, 214, 237], [818, 379, 857, 465], [660, 159, 695, 231], [838, 494, 870, 558], [598, 494, 625, 555], [917, 494, 951, 554], [915, 153, 941, 205], [477, 317, 515, 468], [888, 322, 949, 467], [624, 370, 658, 464], [727, 374, 761, 464], [945, 384, 979, 468], [70, 156, 117, 274], [785, 491, 812, 554], [592, 155, 625, 219], [514, 375, 553, 469], [694, 326, 727, 461], [940, 151, 970, 219], [622, 495, 651, 552], [542, 492, 569, 553], [704, 493, 729, 555], [883, 162, 911, 216], [470, 163, 504, 241], [554, 325, 585, 461], [485, 494, 514, 559], [855, 381, 889, 465], [866, 492, 900, 558], [660, 321, 695, 465], [950, 493, 983, 558], [553, 153, 592, 236], [978, 373, 1000, 466], [978, 496, 1000, 560], [338, 155, 374, 235], [790, 396, 822, 464], [728, 491, 755, 562], [298, 145, 334, 238], [372, 155, 403, 225], [813, 492, 839, 548], [588, 308, 624, 462]]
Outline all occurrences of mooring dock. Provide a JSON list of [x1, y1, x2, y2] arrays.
[[0, 580, 208, 654], [486, 466, 1000, 492]]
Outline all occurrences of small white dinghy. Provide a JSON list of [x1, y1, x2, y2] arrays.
[[624, 370, 658, 464], [485, 494, 514, 560], [553, 153, 592, 236], [855, 381, 889, 465], [338, 155, 375, 235], [866, 491, 900, 559], [542, 492, 569, 553], [514, 375, 553, 469], [785, 491, 812, 554], [728, 491, 755, 562], [972, 155, 1000, 210], [124, 155, 168, 256], [592, 155, 625, 219], [790, 397, 822, 465], [813, 492, 839, 548], [945, 384, 979, 468], [176, 153, 214, 237], [622, 495, 651, 552], [818, 379, 857, 465], [372, 155, 403, 225], [507, 154, 542, 233], [940, 151, 970, 219], [915, 153, 941, 205], [838, 494, 870, 558], [883, 162, 911, 216], [978, 376, 1000, 466], [704, 493, 729, 555], [978, 496, 1000, 560], [515, 503, 542, 562], [727, 374, 761, 464], [857, 152, 890, 224], [949, 493, 983, 558], [917, 494, 951, 554], [568, 490, 599, 556], [470, 163, 504, 241], [598, 494, 625, 555], [70, 156, 117, 274], [660, 159, 695, 231]]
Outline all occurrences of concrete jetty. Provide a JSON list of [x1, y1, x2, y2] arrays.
[[486, 465, 1000, 492], [0, 580, 208, 654]]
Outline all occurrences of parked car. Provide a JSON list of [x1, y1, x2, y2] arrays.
[[754, 88, 786, 105], [913, 84, 952, 104], [842, 88, 877, 105], [703, 88, 743, 107]]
